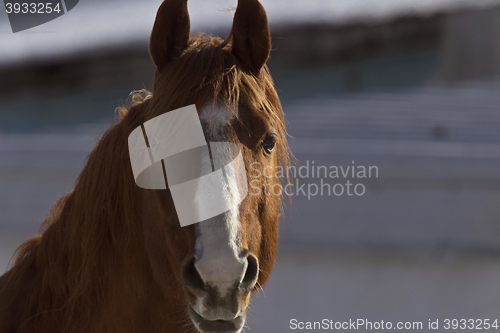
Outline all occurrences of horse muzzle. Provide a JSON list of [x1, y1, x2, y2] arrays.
[[181, 253, 259, 333], [188, 305, 246, 333]]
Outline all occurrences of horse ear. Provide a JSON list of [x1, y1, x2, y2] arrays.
[[150, 0, 190, 71], [231, 0, 271, 75]]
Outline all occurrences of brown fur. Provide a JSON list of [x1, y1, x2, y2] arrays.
[[0, 1, 290, 332]]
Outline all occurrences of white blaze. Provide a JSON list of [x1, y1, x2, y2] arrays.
[[194, 104, 247, 297]]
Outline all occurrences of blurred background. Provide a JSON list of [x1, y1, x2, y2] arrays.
[[2, 0, 500, 331]]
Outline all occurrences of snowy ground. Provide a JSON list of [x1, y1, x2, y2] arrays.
[[1, 0, 500, 66]]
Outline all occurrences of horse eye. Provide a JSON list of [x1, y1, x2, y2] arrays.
[[262, 134, 277, 154]]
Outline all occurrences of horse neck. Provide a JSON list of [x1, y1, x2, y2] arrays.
[[1, 118, 167, 331]]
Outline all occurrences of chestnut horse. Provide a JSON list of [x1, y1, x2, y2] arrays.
[[0, 0, 290, 332]]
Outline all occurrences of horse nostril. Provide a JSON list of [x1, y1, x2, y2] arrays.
[[241, 253, 259, 292], [181, 255, 206, 293]]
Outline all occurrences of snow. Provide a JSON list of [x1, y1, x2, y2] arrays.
[[1, 0, 500, 67]]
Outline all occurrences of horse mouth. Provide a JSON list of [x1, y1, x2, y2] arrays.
[[188, 305, 246, 333]]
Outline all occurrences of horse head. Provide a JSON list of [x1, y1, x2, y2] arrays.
[[135, 0, 290, 332]]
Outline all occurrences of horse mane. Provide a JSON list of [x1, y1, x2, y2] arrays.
[[0, 33, 291, 332], [0, 96, 152, 331]]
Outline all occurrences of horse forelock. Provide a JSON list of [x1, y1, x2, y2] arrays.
[[145, 33, 292, 190]]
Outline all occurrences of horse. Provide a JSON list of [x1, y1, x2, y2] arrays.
[[0, 0, 291, 332]]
